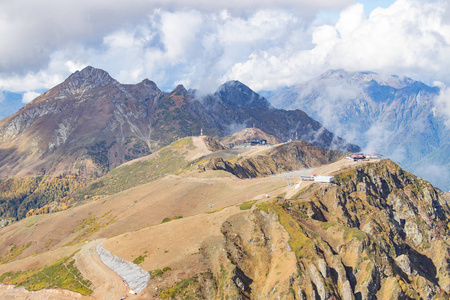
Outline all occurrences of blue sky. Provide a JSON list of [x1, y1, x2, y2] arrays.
[[316, 0, 395, 23], [1, 0, 450, 120], [360, 0, 396, 14]]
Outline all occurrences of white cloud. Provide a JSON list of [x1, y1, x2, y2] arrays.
[[0, 0, 351, 75], [1, 0, 450, 95], [414, 163, 450, 191], [433, 81, 450, 127], [22, 91, 41, 104], [364, 121, 394, 155], [84, 9, 309, 92], [225, 0, 450, 90]]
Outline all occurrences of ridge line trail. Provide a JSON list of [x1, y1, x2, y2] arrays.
[[190, 136, 212, 160]]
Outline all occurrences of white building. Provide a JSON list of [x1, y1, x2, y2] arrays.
[[314, 176, 334, 183]]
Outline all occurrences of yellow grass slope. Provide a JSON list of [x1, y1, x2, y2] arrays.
[[0, 136, 297, 299]]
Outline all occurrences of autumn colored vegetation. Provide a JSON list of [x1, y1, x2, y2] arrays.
[[0, 173, 85, 220]]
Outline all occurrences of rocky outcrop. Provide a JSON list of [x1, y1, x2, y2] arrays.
[[202, 136, 227, 152], [395, 254, 413, 276], [199, 140, 343, 178]]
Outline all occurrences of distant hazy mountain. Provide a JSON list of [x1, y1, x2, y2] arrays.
[[0, 67, 358, 178], [268, 69, 449, 191]]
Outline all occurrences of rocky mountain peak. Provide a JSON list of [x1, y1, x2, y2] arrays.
[[215, 80, 270, 109], [131, 78, 162, 97], [139, 78, 159, 90], [172, 84, 187, 94], [167, 84, 190, 101], [64, 66, 118, 90], [320, 69, 419, 89]]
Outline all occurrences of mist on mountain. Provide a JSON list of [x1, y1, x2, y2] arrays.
[[268, 69, 449, 191]]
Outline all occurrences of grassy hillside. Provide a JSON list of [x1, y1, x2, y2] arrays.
[[74, 137, 197, 198], [0, 137, 203, 221]]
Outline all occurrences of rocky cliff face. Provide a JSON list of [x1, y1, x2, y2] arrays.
[[268, 69, 450, 191], [171, 160, 450, 299], [0, 66, 359, 179]]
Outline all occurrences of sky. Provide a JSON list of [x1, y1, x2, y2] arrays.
[[1, 0, 450, 114]]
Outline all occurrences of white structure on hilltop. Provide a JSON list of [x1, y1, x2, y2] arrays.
[[314, 176, 334, 183]]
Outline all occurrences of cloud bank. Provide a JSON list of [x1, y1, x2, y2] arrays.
[[22, 92, 41, 104], [433, 82, 450, 127], [0, 0, 450, 94], [225, 0, 450, 90]]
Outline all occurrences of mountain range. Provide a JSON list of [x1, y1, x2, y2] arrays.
[[268, 69, 449, 191], [0, 66, 449, 299], [0, 66, 358, 179]]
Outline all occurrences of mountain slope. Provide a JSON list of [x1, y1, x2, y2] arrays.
[[200, 80, 358, 152], [0, 147, 449, 299], [0, 67, 359, 179], [268, 69, 449, 191], [0, 67, 160, 177]]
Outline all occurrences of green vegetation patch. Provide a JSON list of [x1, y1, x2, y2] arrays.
[[345, 227, 367, 242], [256, 201, 270, 213], [170, 137, 195, 150], [256, 201, 315, 260], [162, 216, 183, 223], [272, 204, 316, 260], [240, 200, 257, 210], [64, 211, 116, 246], [0, 242, 32, 264], [133, 255, 147, 265], [160, 277, 200, 299], [149, 267, 171, 278], [334, 168, 357, 185], [0, 254, 92, 295], [206, 207, 226, 214], [159, 272, 215, 300]]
